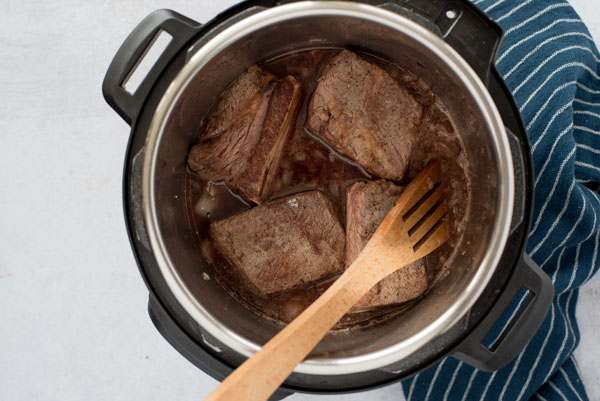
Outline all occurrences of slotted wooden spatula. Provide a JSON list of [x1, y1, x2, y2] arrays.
[[205, 161, 449, 401]]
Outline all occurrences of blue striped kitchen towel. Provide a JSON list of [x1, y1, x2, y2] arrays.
[[402, 0, 600, 400]]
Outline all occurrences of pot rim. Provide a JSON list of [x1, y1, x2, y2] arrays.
[[141, 1, 515, 375]]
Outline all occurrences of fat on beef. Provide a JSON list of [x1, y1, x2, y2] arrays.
[[345, 180, 428, 311], [210, 190, 345, 298], [306, 50, 425, 181], [188, 65, 301, 203]]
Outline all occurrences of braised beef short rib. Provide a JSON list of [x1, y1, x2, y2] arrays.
[[210, 190, 345, 298], [346, 180, 428, 311], [306, 50, 425, 181], [188, 65, 301, 203]]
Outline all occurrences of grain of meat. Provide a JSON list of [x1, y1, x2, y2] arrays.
[[306, 50, 425, 181], [346, 180, 428, 311], [209, 190, 345, 298], [188, 65, 301, 203]]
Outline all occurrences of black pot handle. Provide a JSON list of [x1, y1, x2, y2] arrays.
[[379, 0, 503, 85], [452, 254, 554, 371], [434, 1, 503, 85], [102, 9, 200, 125]]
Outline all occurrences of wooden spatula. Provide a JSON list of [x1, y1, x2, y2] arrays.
[[205, 161, 449, 401]]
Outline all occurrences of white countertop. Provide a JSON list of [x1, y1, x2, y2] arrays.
[[1, 1, 599, 400]]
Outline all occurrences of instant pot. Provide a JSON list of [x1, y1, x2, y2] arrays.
[[102, 1, 554, 399]]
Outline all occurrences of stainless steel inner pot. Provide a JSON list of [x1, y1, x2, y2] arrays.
[[141, 1, 514, 375]]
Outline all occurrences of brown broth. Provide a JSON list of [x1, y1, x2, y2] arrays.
[[185, 48, 470, 329]]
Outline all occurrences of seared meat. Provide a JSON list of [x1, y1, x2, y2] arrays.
[[188, 66, 301, 203], [210, 190, 345, 298], [345, 180, 427, 311], [306, 50, 425, 181]]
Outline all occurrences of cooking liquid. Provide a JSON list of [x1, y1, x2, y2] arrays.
[[185, 48, 470, 329]]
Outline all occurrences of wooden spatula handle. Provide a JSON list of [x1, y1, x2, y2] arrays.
[[204, 256, 378, 401]]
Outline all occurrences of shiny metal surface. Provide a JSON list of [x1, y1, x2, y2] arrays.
[[141, 2, 514, 375]]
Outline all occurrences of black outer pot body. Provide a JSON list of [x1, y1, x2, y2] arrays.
[[103, 1, 553, 399]]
